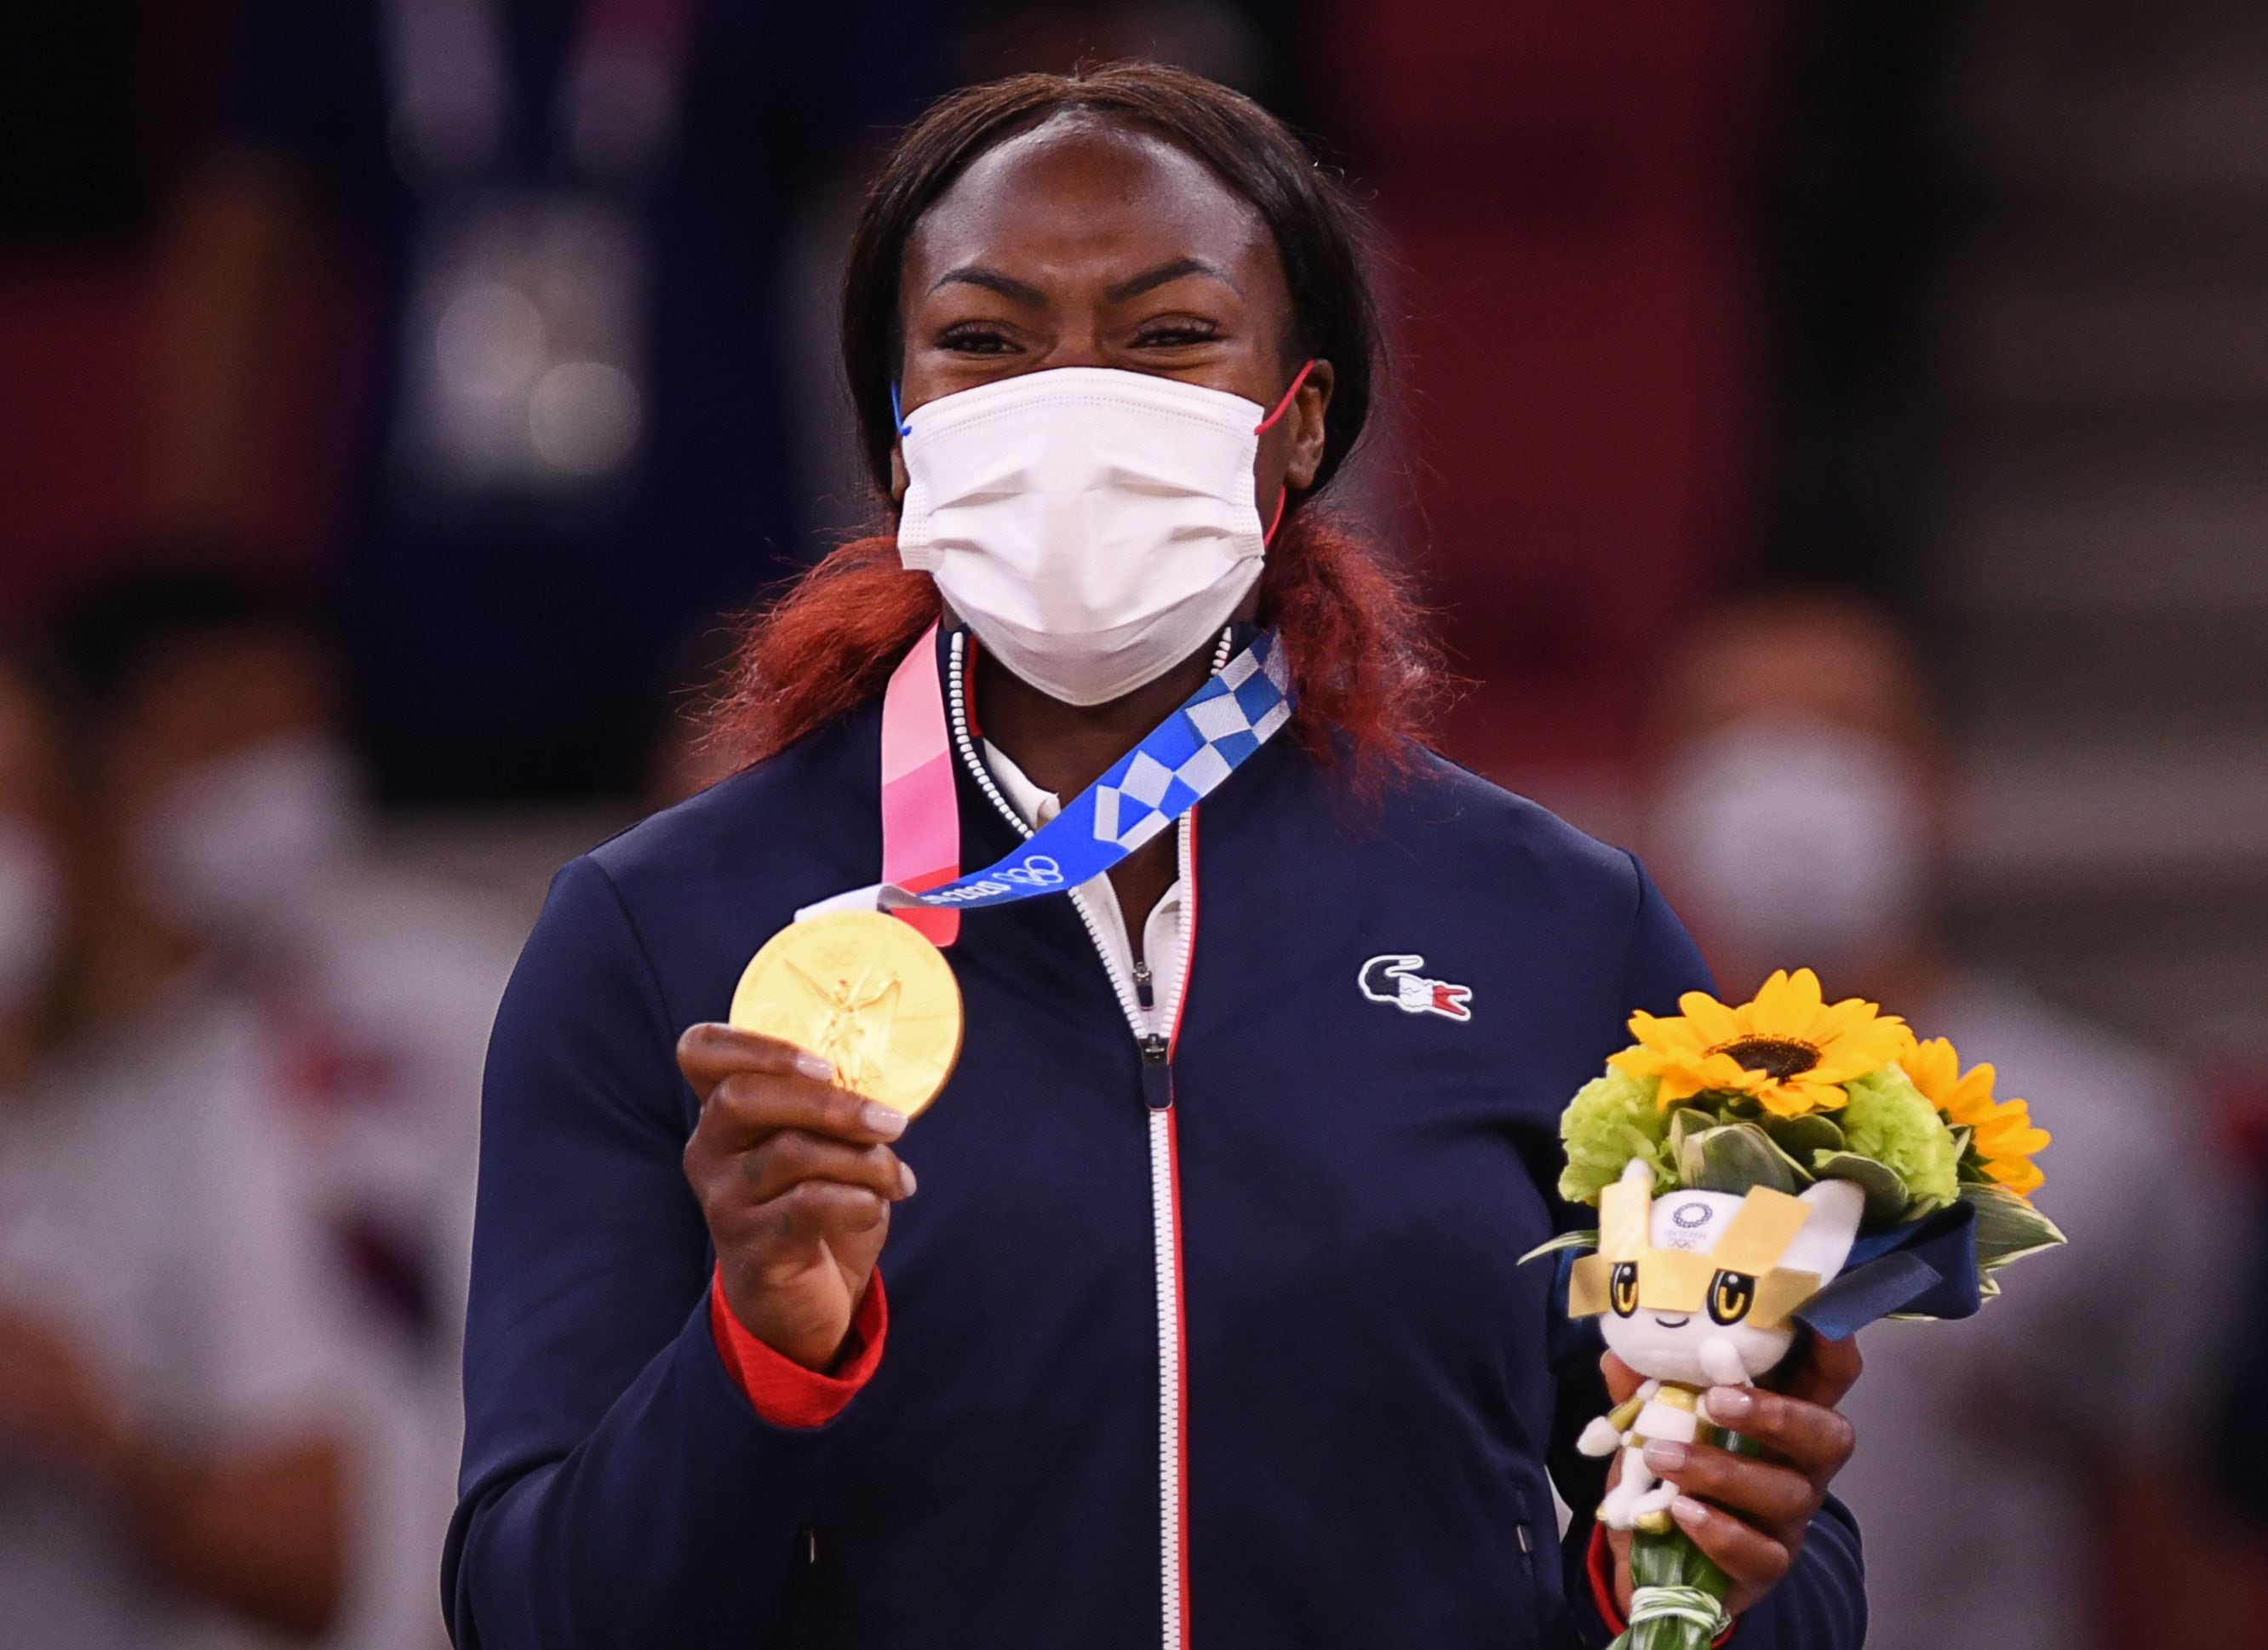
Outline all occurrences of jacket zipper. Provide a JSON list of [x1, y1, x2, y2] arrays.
[[947, 628, 1217, 1650]]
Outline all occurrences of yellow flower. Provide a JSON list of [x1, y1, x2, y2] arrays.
[[1904, 1036, 2050, 1198], [1607, 967, 1911, 1120]]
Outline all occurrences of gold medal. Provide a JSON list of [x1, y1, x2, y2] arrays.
[[729, 909, 964, 1116]]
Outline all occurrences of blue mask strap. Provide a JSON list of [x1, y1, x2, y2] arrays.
[[891, 382, 911, 436]]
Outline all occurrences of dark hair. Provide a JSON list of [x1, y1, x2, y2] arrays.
[[37, 559, 316, 730], [840, 60, 1380, 498]]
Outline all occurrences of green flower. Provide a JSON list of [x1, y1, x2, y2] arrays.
[[1559, 1070, 1675, 1205], [1836, 1066, 1960, 1212]]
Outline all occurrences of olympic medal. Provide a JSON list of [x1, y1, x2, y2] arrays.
[[730, 909, 963, 1116]]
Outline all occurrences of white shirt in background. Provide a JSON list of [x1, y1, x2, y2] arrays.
[[1832, 973, 2237, 1650], [241, 868, 518, 1650], [0, 994, 346, 1650]]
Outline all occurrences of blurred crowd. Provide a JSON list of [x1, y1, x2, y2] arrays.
[[0, 570, 511, 1647], [3, 3, 2263, 1649]]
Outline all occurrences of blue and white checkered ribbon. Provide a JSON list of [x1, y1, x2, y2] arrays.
[[911, 629, 1292, 910]]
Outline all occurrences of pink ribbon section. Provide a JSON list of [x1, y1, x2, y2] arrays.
[[879, 623, 960, 947]]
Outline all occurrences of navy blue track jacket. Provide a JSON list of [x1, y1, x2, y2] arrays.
[[445, 687, 1867, 1648]]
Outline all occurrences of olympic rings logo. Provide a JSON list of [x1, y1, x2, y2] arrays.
[[922, 856, 1067, 905]]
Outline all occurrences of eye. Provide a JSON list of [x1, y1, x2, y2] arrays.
[[1609, 1262, 1638, 1317], [1133, 318, 1219, 348], [936, 323, 1018, 356], [1707, 1270, 1755, 1326]]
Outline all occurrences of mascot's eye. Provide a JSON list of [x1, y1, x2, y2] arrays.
[[1610, 1262, 1639, 1317], [1708, 1270, 1756, 1326]]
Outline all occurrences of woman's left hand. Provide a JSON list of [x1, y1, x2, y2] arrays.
[[1601, 1335, 1861, 1618]]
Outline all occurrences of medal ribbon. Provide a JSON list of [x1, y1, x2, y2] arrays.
[[878, 624, 961, 946], [833, 626, 1295, 932]]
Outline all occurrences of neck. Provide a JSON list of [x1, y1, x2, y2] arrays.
[[1855, 945, 1950, 1018], [973, 637, 1223, 800], [1716, 940, 1948, 1017], [64, 884, 204, 1040]]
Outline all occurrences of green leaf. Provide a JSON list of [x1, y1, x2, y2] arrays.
[[1759, 1132, 1818, 1189], [1763, 1113, 1847, 1160], [1810, 1150, 1913, 1229], [1666, 1107, 1715, 1154], [1963, 1183, 2067, 1272], [1681, 1122, 1798, 1195], [1518, 1229, 1599, 1266]]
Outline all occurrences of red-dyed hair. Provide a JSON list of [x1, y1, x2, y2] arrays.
[[702, 510, 1440, 776]]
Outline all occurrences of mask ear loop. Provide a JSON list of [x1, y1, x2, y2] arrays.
[[891, 382, 912, 436], [1253, 358, 1316, 547], [1252, 358, 1316, 435]]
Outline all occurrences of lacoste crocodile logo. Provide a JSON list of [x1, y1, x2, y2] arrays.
[[1358, 954, 1474, 1023]]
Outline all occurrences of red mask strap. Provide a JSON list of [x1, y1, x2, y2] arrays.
[[1253, 358, 1317, 434], [1263, 488, 1289, 545]]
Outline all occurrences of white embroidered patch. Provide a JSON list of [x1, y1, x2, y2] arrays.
[[1357, 954, 1474, 1023]]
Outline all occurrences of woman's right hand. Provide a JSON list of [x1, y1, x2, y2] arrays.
[[678, 1023, 917, 1371]]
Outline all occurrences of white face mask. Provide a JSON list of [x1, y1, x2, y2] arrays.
[[896, 366, 1290, 707], [135, 736, 362, 934], [0, 815, 61, 1015], [1651, 717, 1929, 983]]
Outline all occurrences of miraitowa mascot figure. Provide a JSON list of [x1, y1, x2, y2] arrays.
[[1570, 1160, 1864, 1534]]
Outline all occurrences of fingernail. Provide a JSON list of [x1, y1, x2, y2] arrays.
[[1642, 1441, 1688, 1473], [897, 1160, 919, 1196], [1670, 1495, 1710, 1530], [861, 1103, 908, 1138], [1707, 1386, 1754, 1421], [794, 1051, 834, 1082]]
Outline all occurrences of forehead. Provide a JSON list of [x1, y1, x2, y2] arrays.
[[903, 113, 1278, 289], [1659, 610, 1932, 757]]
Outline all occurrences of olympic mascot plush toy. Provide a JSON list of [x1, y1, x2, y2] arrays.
[[1538, 969, 2063, 1648], [1570, 1161, 1864, 1533]]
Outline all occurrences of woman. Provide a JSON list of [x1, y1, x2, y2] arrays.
[[0, 635, 346, 1646], [448, 65, 1866, 1650]]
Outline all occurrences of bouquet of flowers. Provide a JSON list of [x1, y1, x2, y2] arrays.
[[1532, 969, 2063, 1649]]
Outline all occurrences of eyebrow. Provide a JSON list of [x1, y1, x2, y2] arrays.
[[925, 257, 1241, 308], [1106, 256, 1240, 302], [927, 266, 1048, 307]]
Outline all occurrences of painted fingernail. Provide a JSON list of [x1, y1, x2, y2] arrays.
[[794, 1051, 835, 1082], [1670, 1495, 1710, 1530], [1642, 1441, 1688, 1473], [1707, 1386, 1754, 1421], [861, 1103, 908, 1138], [897, 1160, 919, 1196]]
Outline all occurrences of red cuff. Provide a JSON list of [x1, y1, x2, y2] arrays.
[[708, 1265, 887, 1429], [1586, 1525, 1736, 1646]]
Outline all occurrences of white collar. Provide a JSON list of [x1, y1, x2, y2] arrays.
[[979, 739, 1063, 831]]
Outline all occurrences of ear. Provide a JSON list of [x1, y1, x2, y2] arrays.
[[1280, 360, 1335, 492], [1597, 1157, 1655, 1263], [1783, 1178, 1865, 1281]]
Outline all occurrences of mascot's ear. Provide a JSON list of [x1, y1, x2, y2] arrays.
[[1783, 1179, 1865, 1282]]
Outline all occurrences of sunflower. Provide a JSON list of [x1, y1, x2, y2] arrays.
[[1903, 1036, 2050, 1198], [1607, 967, 1911, 1120]]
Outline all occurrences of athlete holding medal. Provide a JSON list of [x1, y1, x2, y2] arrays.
[[448, 65, 1869, 1650]]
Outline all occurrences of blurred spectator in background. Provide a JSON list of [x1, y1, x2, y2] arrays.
[[1639, 589, 2235, 1650], [37, 563, 521, 1648], [0, 638, 346, 1645], [146, 0, 957, 803]]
